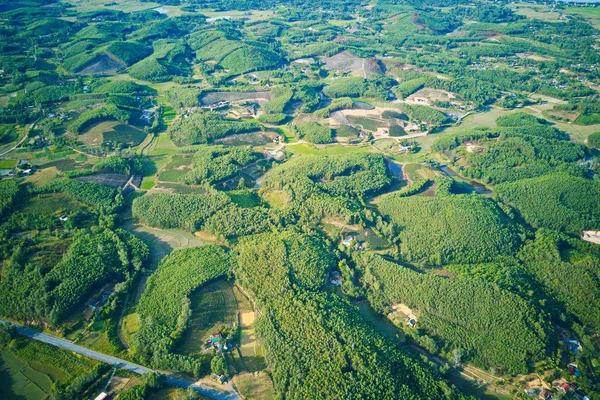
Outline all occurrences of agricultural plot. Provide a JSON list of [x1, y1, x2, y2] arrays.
[[0, 346, 51, 400], [238, 325, 266, 371], [157, 154, 193, 183], [0, 337, 100, 400], [75, 173, 130, 188], [285, 143, 371, 156], [0, 159, 17, 168], [153, 182, 208, 194], [260, 190, 286, 208], [406, 88, 459, 107], [329, 105, 420, 139], [347, 115, 382, 131], [403, 162, 439, 183], [197, 8, 275, 22], [76, 320, 121, 355], [334, 124, 360, 139], [120, 312, 140, 347], [565, 6, 600, 29], [322, 51, 383, 78], [226, 190, 264, 208], [175, 280, 246, 356], [20, 192, 88, 217], [214, 132, 272, 146], [356, 228, 389, 250], [200, 91, 272, 106], [76, 121, 148, 148], [509, 4, 563, 22], [232, 372, 276, 400], [65, 0, 160, 12]]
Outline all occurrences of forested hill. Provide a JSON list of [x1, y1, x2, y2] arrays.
[[235, 232, 469, 399]]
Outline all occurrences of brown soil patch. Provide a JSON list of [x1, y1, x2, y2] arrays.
[[79, 54, 121, 75], [240, 311, 255, 328]]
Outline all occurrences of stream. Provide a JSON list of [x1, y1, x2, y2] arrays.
[[439, 165, 491, 195]]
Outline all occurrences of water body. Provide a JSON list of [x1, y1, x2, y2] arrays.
[[438, 165, 491, 195], [386, 159, 404, 179], [353, 101, 375, 110]]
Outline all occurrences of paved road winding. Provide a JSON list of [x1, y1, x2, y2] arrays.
[[0, 117, 40, 157], [0, 319, 240, 400]]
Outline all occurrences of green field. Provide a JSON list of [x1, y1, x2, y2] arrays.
[[347, 116, 382, 131], [65, 0, 160, 12], [157, 154, 192, 183], [0, 346, 51, 400], [334, 125, 360, 138], [402, 162, 438, 182], [176, 280, 250, 356], [564, 6, 600, 28], [232, 372, 276, 400], [20, 193, 87, 216], [0, 338, 99, 400], [225, 190, 263, 208], [286, 143, 370, 156], [76, 121, 148, 148], [0, 159, 17, 168]]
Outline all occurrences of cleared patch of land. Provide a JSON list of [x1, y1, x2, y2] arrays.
[[75, 121, 147, 148], [232, 372, 276, 400], [406, 88, 458, 106], [197, 8, 275, 22], [200, 91, 272, 105], [564, 6, 600, 28], [214, 132, 272, 146], [176, 280, 250, 356], [79, 54, 121, 75], [65, 0, 160, 12], [509, 4, 562, 22], [286, 143, 371, 156], [322, 51, 383, 78]]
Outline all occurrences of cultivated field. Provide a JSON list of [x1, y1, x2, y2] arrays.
[[565, 6, 600, 28], [75, 173, 129, 188], [322, 51, 383, 78], [64, 0, 160, 12], [509, 4, 563, 22], [406, 88, 458, 106], [0, 346, 51, 400], [200, 91, 272, 106], [176, 280, 248, 356], [214, 132, 272, 146], [232, 372, 276, 400], [76, 121, 148, 148]]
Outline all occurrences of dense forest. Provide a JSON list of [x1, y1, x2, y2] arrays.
[[355, 253, 549, 374], [235, 232, 466, 399], [378, 191, 522, 265]]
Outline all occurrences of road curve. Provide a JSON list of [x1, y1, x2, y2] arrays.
[[0, 117, 40, 157], [0, 319, 240, 400]]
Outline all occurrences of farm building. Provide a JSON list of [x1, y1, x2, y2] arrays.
[[330, 271, 342, 286], [264, 151, 285, 161], [582, 231, 600, 245], [565, 339, 582, 354], [539, 388, 553, 400]]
